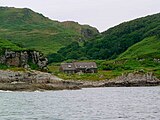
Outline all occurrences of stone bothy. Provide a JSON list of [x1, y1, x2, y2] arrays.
[[60, 62, 98, 74], [60, 63, 76, 74]]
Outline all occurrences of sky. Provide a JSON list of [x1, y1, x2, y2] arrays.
[[1, 0, 160, 32]]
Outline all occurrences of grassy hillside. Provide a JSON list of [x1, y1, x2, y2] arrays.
[[0, 7, 99, 55], [47, 13, 160, 80], [84, 11, 160, 59], [54, 12, 160, 61], [0, 38, 23, 53], [119, 36, 160, 59], [95, 36, 160, 80]]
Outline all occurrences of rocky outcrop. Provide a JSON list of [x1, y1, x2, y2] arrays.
[[103, 72, 160, 87], [66, 72, 160, 88], [61, 21, 99, 42], [0, 70, 81, 91], [0, 70, 62, 83], [81, 27, 99, 39], [0, 50, 48, 70]]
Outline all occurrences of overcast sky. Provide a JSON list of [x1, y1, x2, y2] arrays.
[[1, 0, 160, 32]]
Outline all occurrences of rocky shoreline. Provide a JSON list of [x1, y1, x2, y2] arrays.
[[0, 70, 160, 91], [0, 70, 81, 91], [102, 72, 160, 87]]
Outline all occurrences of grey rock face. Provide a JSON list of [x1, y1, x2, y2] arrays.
[[81, 28, 98, 39], [29, 51, 48, 70], [0, 50, 48, 70], [104, 72, 160, 87]]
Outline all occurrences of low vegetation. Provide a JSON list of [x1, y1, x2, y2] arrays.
[[119, 36, 160, 59], [0, 38, 23, 54], [0, 64, 10, 70], [0, 7, 99, 55], [48, 14, 160, 81], [48, 57, 160, 81], [52, 13, 160, 62], [48, 63, 123, 81]]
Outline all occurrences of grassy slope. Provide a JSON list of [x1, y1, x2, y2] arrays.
[[48, 58, 160, 81], [99, 36, 160, 79], [119, 36, 160, 59], [99, 14, 160, 79], [49, 15, 160, 81], [48, 35, 160, 81], [48, 63, 122, 81], [0, 7, 99, 55], [54, 12, 160, 60], [0, 38, 23, 52]]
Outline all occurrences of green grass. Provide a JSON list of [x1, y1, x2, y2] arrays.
[[48, 64, 124, 81], [0, 64, 10, 70], [119, 36, 160, 59], [113, 36, 160, 79], [47, 59, 160, 81], [0, 38, 23, 51], [55, 70, 123, 81], [0, 7, 99, 55], [0, 63, 26, 71], [0, 38, 24, 56], [100, 58, 160, 79]]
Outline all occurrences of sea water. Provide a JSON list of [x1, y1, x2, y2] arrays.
[[0, 87, 160, 120]]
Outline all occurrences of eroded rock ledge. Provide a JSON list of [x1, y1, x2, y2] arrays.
[[0, 50, 48, 70], [65, 72, 160, 88], [0, 70, 81, 91], [103, 72, 160, 87]]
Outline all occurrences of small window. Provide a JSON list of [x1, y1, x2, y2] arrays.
[[85, 66, 87, 68], [91, 65, 94, 67], [68, 65, 71, 68]]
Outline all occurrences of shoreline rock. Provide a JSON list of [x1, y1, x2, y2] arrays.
[[102, 72, 160, 87], [0, 70, 160, 91], [63, 72, 160, 88], [0, 70, 81, 91]]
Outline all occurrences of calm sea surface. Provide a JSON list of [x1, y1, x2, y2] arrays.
[[0, 87, 160, 120]]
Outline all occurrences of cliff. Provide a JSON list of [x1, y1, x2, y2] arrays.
[[0, 50, 48, 71]]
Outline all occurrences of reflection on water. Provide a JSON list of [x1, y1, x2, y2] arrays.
[[0, 87, 160, 120]]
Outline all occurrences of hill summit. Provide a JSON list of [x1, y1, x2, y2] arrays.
[[0, 7, 99, 55], [54, 12, 160, 61]]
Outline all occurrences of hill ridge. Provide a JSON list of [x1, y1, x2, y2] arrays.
[[52, 12, 160, 62], [0, 6, 99, 55]]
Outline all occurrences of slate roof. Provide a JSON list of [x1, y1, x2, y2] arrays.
[[60, 62, 97, 71], [60, 63, 76, 71], [74, 62, 97, 69]]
